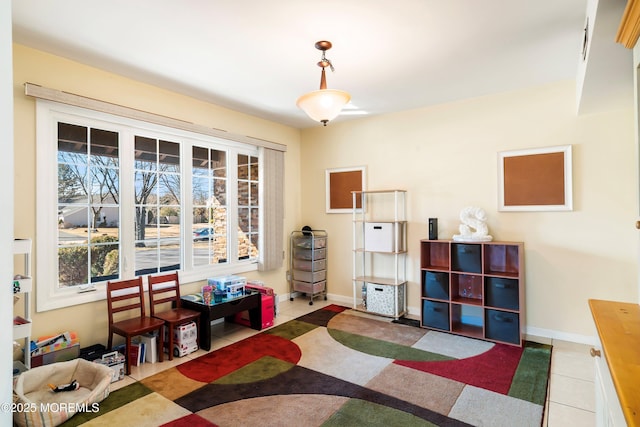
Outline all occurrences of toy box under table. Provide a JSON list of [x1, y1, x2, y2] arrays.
[[234, 293, 274, 329]]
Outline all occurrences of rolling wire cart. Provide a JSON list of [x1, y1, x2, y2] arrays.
[[289, 228, 328, 305]]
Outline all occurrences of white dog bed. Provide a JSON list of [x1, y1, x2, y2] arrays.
[[14, 358, 113, 427]]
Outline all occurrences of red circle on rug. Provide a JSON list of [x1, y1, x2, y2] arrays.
[[177, 334, 302, 383]]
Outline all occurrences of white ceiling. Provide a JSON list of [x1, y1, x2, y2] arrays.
[[10, 0, 634, 129]]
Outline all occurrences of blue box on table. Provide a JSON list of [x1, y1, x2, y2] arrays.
[[208, 275, 246, 299]]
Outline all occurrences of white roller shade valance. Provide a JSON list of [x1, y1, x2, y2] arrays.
[[24, 82, 286, 152]]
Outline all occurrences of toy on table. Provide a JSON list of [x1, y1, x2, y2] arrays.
[[202, 285, 213, 305]]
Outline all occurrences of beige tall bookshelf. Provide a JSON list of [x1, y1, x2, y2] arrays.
[[420, 239, 525, 346], [352, 190, 407, 319]]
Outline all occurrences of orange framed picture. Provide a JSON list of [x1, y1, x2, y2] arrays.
[[325, 166, 366, 213], [498, 145, 572, 211]]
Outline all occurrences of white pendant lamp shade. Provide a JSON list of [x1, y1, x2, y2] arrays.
[[297, 40, 351, 126], [296, 89, 351, 124]]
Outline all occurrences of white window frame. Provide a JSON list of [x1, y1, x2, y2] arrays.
[[36, 100, 259, 312]]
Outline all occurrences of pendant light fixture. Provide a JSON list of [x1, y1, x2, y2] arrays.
[[296, 40, 351, 126]]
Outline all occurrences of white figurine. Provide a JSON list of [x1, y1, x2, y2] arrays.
[[452, 206, 493, 242]]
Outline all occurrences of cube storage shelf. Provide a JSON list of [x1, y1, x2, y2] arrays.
[[352, 190, 407, 319], [289, 229, 328, 305], [420, 239, 525, 346]]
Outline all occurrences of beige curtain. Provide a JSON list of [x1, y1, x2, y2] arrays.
[[259, 147, 284, 271]]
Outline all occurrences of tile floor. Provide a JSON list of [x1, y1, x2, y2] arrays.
[[113, 298, 595, 426]]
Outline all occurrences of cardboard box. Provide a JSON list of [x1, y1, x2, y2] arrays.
[[208, 275, 246, 299], [208, 275, 245, 290], [31, 331, 79, 357], [31, 343, 80, 368], [93, 351, 125, 383], [245, 283, 275, 296], [234, 294, 275, 329], [225, 283, 245, 299], [246, 283, 277, 317]]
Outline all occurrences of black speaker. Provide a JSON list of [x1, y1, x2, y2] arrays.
[[428, 218, 438, 240]]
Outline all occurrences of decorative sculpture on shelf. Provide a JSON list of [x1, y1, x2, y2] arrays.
[[452, 206, 493, 242]]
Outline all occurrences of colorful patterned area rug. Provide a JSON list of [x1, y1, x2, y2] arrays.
[[62, 305, 552, 426]]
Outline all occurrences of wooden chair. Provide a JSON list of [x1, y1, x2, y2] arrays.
[[106, 277, 164, 375], [148, 272, 201, 360]]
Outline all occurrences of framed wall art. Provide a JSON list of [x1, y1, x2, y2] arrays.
[[498, 145, 573, 212], [325, 166, 366, 213]]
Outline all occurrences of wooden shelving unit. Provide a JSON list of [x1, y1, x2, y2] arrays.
[[420, 239, 525, 346]]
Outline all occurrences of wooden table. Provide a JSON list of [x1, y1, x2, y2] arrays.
[[589, 299, 640, 426], [181, 290, 262, 351]]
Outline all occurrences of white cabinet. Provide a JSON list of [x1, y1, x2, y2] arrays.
[[352, 190, 407, 319], [13, 238, 33, 373], [589, 299, 638, 427], [592, 344, 626, 427]]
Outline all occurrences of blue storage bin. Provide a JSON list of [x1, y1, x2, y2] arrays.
[[485, 309, 520, 344], [451, 243, 481, 273], [421, 300, 450, 331], [485, 277, 519, 310], [423, 271, 449, 300]]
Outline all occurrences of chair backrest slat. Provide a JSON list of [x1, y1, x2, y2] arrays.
[[148, 272, 182, 316], [107, 277, 146, 324]]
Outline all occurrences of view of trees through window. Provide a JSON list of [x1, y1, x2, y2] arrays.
[[55, 119, 260, 289], [134, 135, 181, 275], [57, 122, 120, 286]]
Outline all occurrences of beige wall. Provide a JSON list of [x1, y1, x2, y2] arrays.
[[300, 80, 638, 342], [12, 44, 301, 346]]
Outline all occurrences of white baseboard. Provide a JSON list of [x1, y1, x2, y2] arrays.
[[525, 326, 597, 346]]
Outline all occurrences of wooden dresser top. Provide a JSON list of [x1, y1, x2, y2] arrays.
[[589, 299, 640, 426]]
